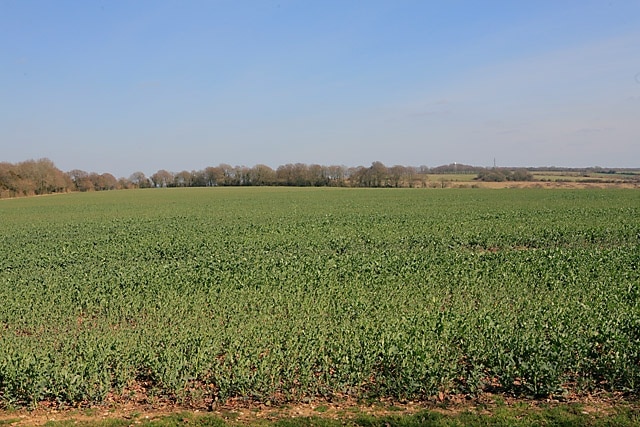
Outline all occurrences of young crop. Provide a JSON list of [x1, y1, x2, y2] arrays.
[[0, 188, 639, 407]]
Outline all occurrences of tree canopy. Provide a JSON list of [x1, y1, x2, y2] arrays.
[[0, 158, 556, 199]]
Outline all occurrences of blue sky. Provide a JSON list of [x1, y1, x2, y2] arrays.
[[2, 1, 639, 177]]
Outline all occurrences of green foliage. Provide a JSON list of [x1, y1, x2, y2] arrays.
[[1, 188, 639, 406]]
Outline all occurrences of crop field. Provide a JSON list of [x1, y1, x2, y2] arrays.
[[531, 171, 640, 183], [1, 187, 639, 408]]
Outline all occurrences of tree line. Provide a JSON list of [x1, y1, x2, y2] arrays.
[[0, 159, 129, 198], [145, 161, 430, 189], [1, 158, 539, 199]]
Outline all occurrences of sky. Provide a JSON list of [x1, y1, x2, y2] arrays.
[[1, 1, 639, 177]]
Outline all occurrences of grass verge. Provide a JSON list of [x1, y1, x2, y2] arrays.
[[2, 401, 638, 427]]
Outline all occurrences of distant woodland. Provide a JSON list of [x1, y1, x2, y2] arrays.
[[1, 158, 638, 199]]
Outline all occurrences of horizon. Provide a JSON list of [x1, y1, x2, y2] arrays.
[[2, 1, 640, 177], [4, 157, 640, 181]]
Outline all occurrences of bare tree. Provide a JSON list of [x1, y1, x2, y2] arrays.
[[204, 166, 224, 186], [68, 169, 93, 191], [150, 170, 174, 188], [173, 170, 193, 187], [129, 171, 151, 188], [190, 170, 206, 187], [326, 165, 347, 186], [248, 164, 276, 186], [96, 173, 118, 190], [218, 163, 236, 185], [388, 165, 406, 187]]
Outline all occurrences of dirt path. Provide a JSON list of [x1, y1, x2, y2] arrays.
[[1, 394, 636, 426]]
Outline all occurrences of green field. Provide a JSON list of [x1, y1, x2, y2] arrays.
[[531, 171, 640, 183], [1, 188, 639, 408]]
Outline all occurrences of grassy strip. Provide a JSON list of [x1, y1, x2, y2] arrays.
[[10, 404, 635, 427]]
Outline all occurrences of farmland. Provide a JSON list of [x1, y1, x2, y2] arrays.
[[0, 187, 639, 408]]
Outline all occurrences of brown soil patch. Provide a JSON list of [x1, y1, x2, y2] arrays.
[[1, 393, 637, 426]]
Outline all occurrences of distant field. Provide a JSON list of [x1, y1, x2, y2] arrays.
[[1, 187, 639, 408], [424, 170, 640, 185], [531, 171, 640, 183], [426, 173, 478, 182]]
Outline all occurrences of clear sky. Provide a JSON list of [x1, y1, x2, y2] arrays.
[[2, 1, 639, 177]]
